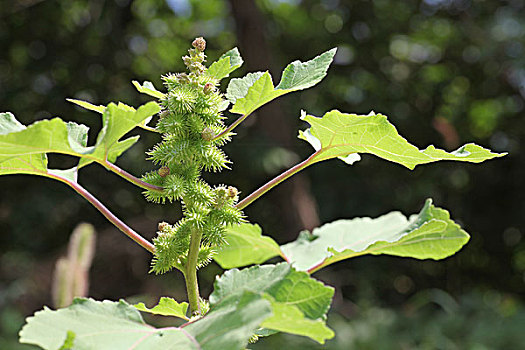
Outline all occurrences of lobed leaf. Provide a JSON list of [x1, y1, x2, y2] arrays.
[[206, 47, 243, 80], [134, 297, 189, 320], [19, 298, 198, 350], [214, 223, 282, 269], [0, 103, 159, 181], [226, 48, 336, 115], [209, 263, 334, 343], [20, 296, 275, 350], [281, 199, 471, 272], [300, 110, 506, 170]]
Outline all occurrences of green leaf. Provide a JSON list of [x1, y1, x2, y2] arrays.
[[227, 48, 336, 115], [207, 47, 243, 80], [209, 264, 334, 343], [132, 80, 165, 99], [300, 110, 506, 170], [267, 269, 334, 320], [275, 48, 337, 90], [185, 291, 272, 350], [261, 299, 334, 344], [134, 297, 189, 320], [67, 98, 105, 114], [68, 98, 159, 132], [209, 263, 291, 304], [214, 223, 282, 269], [19, 298, 198, 350], [78, 101, 160, 167], [0, 104, 158, 173], [281, 199, 471, 272], [0, 112, 25, 134]]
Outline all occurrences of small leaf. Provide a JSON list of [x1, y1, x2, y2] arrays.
[[207, 47, 243, 80], [261, 299, 334, 344], [134, 297, 189, 320], [214, 223, 281, 269], [225, 71, 265, 105], [281, 199, 472, 272], [275, 48, 337, 91], [67, 98, 105, 114], [300, 110, 506, 170], [227, 48, 336, 115], [19, 298, 198, 350], [132, 80, 165, 99]]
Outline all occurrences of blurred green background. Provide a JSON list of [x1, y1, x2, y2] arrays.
[[1, 0, 524, 349]]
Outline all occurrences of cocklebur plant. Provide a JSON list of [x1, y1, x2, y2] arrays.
[[0, 38, 505, 349]]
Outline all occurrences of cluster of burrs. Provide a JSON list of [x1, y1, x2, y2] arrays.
[[143, 38, 243, 274]]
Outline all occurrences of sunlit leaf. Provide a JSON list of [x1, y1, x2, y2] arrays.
[[226, 48, 336, 115], [300, 110, 506, 169], [281, 199, 471, 272], [132, 80, 165, 99], [19, 298, 198, 350], [134, 297, 189, 320], [207, 47, 243, 80], [214, 223, 281, 269]]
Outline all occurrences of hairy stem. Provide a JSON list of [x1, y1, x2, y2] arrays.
[[184, 228, 203, 315], [48, 173, 156, 253], [212, 113, 249, 140], [103, 161, 164, 193], [236, 151, 320, 210]]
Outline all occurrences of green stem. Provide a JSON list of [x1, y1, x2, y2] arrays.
[[184, 227, 203, 315], [236, 151, 320, 210]]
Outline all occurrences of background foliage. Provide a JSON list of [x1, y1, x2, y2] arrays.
[[0, 0, 523, 348]]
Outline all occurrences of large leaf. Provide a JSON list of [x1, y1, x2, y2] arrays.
[[214, 223, 282, 269], [209, 263, 334, 343], [300, 110, 505, 170], [134, 297, 189, 320], [226, 48, 336, 115], [20, 296, 274, 350], [0, 103, 159, 177], [19, 298, 198, 350], [281, 199, 471, 272], [206, 47, 243, 80]]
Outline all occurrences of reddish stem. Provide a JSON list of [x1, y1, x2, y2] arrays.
[[104, 161, 163, 192], [48, 173, 156, 254], [236, 151, 320, 210]]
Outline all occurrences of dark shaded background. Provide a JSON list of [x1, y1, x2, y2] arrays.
[[1, 0, 523, 348]]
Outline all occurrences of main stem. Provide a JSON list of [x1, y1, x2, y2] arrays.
[[185, 227, 203, 315], [236, 151, 320, 210]]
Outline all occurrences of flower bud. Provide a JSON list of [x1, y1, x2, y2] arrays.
[[158, 166, 170, 177], [192, 37, 206, 51], [159, 110, 169, 119], [201, 127, 215, 141], [227, 186, 238, 199], [158, 222, 169, 232], [203, 83, 215, 94]]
